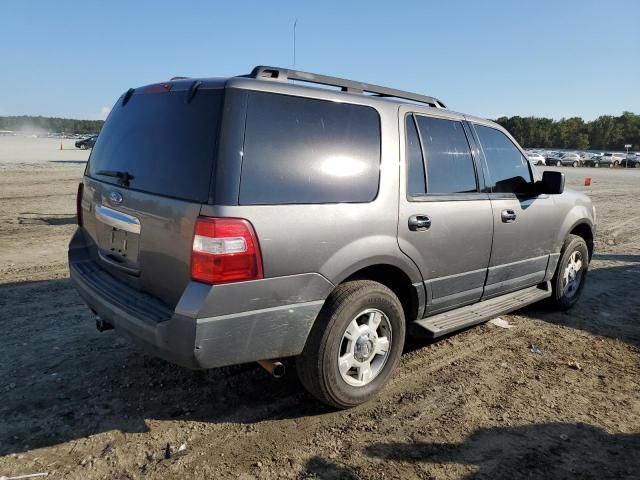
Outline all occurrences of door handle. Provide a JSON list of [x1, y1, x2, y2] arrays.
[[501, 209, 517, 223], [408, 215, 431, 231]]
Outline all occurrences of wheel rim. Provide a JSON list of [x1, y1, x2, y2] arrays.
[[562, 250, 584, 298], [338, 308, 392, 387]]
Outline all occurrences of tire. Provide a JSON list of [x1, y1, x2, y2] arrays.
[[635, 162, 640, 168], [550, 234, 589, 311], [613, 160, 619, 167], [572, 161, 578, 167], [594, 162, 599, 168], [296, 280, 405, 409], [556, 161, 561, 167]]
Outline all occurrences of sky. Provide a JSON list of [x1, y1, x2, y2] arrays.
[[1, 0, 638, 121]]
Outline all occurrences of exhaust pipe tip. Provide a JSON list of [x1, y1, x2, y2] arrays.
[[96, 317, 114, 332], [257, 359, 286, 379]]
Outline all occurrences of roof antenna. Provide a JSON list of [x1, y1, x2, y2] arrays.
[[293, 19, 298, 69]]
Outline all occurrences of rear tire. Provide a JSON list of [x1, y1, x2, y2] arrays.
[[296, 280, 405, 409], [594, 162, 599, 168], [556, 161, 561, 167], [572, 161, 578, 167], [550, 234, 589, 311]]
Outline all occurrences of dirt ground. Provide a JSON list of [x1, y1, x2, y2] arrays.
[[1, 138, 639, 479]]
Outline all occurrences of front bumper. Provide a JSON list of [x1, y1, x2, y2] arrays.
[[69, 229, 328, 369]]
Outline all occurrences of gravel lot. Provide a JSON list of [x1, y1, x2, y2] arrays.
[[1, 138, 639, 479]]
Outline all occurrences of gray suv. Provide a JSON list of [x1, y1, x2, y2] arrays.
[[69, 66, 596, 408]]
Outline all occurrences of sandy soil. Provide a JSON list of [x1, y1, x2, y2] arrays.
[[0, 138, 638, 479]]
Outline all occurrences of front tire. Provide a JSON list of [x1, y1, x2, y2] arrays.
[[556, 160, 562, 167], [550, 234, 589, 311], [296, 280, 405, 409], [572, 161, 578, 167]]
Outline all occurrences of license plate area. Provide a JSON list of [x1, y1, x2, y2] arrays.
[[94, 204, 141, 272], [104, 227, 140, 263]]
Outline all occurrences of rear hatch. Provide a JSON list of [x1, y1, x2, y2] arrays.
[[81, 82, 224, 308]]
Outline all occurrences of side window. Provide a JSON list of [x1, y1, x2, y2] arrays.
[[474, 125, 533, 194], [406, 115, 426, 195], [415, 116, 477, 194], [240, 92, 380, 204]]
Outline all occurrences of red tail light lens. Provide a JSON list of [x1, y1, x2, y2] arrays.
[[191, 217, 263, 284], [76, 182, 84, 226]]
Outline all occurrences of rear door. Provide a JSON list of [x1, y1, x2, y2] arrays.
[[469, 122, 557, 298], [397, 109, 493, 315], [81, 84, 224, 307]]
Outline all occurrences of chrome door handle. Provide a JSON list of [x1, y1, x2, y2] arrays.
[[408, 215, 431, 231], [501, 209, 517, 223]]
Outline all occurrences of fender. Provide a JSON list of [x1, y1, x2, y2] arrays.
[[319, 234, 424, 286], [556, 204, 595, 254]]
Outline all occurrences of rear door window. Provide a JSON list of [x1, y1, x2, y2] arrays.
[[239, 92, 381, 204], [414, 115, 477, 194], [88, 88, 223, 202]]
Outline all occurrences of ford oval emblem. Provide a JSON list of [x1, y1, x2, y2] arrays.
[[109, 191, 123, 205]]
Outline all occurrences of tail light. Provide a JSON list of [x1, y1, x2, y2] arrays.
[[191, 217, 263, 284], [76, 182, 84, 226]]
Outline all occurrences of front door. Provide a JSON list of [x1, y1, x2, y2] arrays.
[[397, 109, 493, 315], [470, 122, 557, 298]]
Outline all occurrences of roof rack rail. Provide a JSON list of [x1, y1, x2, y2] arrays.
[[170, 76, 190, 81], [247, 65, 446, 109]]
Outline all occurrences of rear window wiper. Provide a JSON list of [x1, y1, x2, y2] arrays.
[[96, 170, 135, 187]]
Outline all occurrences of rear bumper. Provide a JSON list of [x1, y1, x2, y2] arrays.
[[69, 229, 328, 369]]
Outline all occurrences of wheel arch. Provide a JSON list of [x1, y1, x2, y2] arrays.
[[569, 221, 594, 260], [337, 262, 424, 324]]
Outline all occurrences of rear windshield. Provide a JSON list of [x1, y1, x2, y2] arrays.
[[88, 88, 223, 202]]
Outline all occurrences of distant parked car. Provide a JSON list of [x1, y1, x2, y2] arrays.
[[544, 152, 580, 167], [608, 153, 626, 167], [75, 135, 97, 150], [583, 152, 623, 168], [557, 152, 582, 167], [620, 153, 640, 168], [545, 152, 563, 166], [527, 153, 546, 165]]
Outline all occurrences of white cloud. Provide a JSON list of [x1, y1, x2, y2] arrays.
[[99, 106, 111, 120], [87, 106, 111, 121]]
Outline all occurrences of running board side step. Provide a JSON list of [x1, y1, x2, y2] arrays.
[[414, 283, 552, 338]]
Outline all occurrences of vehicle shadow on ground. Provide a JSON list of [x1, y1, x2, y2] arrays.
[[405, 254, 640, 353], [0, 279, 329, 457], [521, 253, 640, 348], [17, 213, 76, 225], [360, 422, 640, 479]]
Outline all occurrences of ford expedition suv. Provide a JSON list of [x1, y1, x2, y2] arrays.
[[69, 66, 596, 408]]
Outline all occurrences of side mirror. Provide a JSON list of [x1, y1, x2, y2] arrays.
[[538, 170, 565, 194]]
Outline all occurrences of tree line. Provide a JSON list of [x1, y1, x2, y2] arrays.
[[0, 116, 104, 135], [494, 112, 640, 151]]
